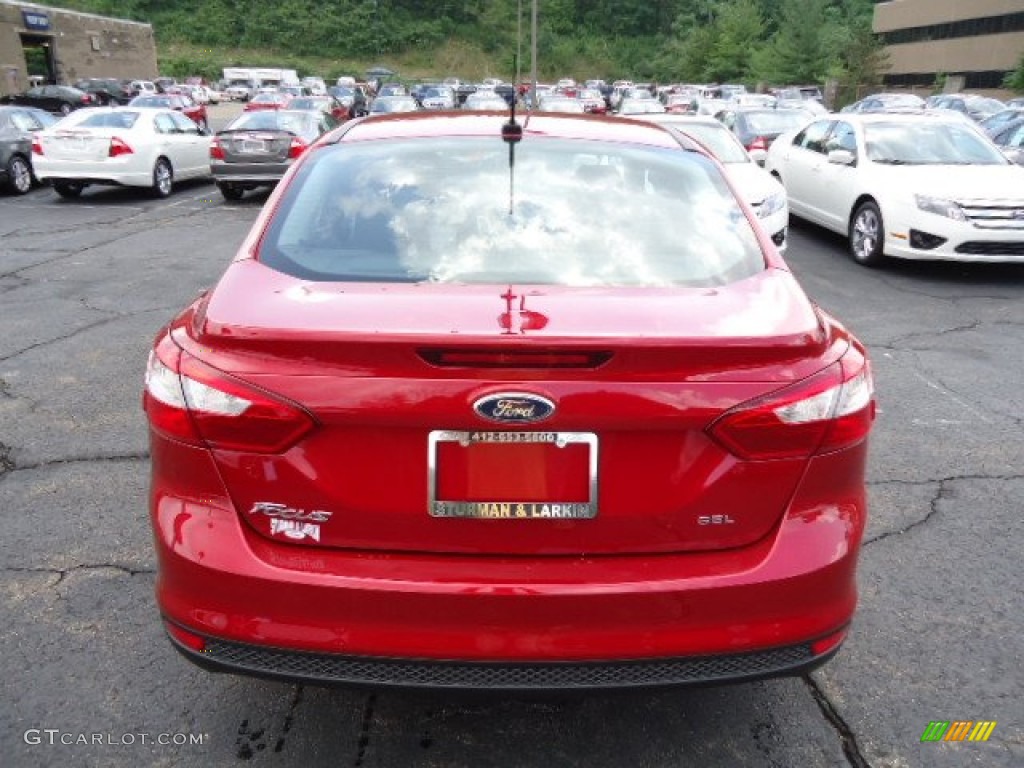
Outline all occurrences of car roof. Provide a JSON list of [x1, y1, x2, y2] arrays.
[[832, 111, 975, 125], [333, 111, 684, 150]]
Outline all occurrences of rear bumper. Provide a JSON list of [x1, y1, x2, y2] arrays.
[[151, 435, 867, 686], [212, 161, 289, 185], [167, 627, 841, 690]]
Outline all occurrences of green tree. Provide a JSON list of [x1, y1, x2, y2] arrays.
[[707, 0, 764, 82], [752, 0, 828, 84], [1004, 52, 1024, 92]]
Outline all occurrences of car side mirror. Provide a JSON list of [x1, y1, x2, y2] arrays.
[[827, 149, 856, 166]]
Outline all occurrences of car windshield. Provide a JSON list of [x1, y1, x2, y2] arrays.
[[669, 123, 749, 163], [259, 137, 764, 287], [865, 121, 1008, 165], [968, 97, 1006, 116], [76, 111, 141, 129], [743, 111, 805, 133], [371, 97, 419, 112]]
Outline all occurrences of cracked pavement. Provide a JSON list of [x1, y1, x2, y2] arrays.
[[1, 173, 1022, 767]]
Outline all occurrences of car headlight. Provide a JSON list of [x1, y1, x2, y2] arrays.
[[915, 194, 967, 221], [757, 191, 786, 218]]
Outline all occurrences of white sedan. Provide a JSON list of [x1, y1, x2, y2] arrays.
[[765, 112, 1024, 265], [32, 107, 211, 198], [636, 113, 789, 251]]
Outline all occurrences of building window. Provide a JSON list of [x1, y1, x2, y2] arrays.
[[880, 12, 1024, 45], [882, 70, 1010, 90]]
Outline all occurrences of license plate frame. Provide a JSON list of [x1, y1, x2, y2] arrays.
[[428, 430, 598, 519]]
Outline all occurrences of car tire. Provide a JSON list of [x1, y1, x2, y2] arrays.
[[6, 154, 32, 195], [53, 182, 83, 199], [59, 102, 72, 116], [218, 183, 244, 201], [151, 158, 173, 198], [849, 200, 886, 267]]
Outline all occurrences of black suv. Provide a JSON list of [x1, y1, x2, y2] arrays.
[[73, 78, 134, 105]]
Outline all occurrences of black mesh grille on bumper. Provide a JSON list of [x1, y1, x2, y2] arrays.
[[955, 241, 1024, 255], [192, 637, 816, 689]]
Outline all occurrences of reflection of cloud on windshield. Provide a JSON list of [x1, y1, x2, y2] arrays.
[[265, 139, 763, 287], [389, 165, 754, 287]]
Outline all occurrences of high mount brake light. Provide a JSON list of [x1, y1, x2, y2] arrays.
[[708, 350, 874, 461], [143, 335, 315, 454]]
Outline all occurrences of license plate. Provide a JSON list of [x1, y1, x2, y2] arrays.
[[241, 139, 267, 152], [428, 430, 598, 519]]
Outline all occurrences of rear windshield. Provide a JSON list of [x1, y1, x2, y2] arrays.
[[227, 111, 315, 134], [132, 97, 169, 108], [258, 136, 765, 287], [77, 111, 141, 129]]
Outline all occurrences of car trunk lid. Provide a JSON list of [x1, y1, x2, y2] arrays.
[[172, 260, 842, 556]]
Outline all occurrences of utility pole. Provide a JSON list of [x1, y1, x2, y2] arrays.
[[516, 0, 522, 86], [530, 0, 538, 109]]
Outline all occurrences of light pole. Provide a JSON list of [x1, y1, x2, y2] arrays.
[[516, 0, 522, 86], [530, 0, 537, 110]]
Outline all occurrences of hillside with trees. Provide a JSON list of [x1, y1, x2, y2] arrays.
[[56, 0, 886, 94]]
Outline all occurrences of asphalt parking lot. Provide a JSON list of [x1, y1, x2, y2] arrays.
[[1, 128, 1022, 766]]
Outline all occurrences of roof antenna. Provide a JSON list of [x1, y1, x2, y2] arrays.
[[502, 54, 523, 216]]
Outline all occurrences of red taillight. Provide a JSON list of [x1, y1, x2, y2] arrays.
[[287, 136, 308, 159], [32, 137, 43, 156], [108, 136, 133, 157], [143, 335, 315, 453], [748, 136, 769, 152], [209, 137, 225, 160], [81, 95, 91, 104], [708, 349, 875, 461]]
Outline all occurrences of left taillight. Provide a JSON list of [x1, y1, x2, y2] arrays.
[[108, 136, 133, 157], [143, 335, 315, 454], [209, 137, 225, 160], [287, 136, 309, 159], [708, 348, 875, 461], [31, 136, 43, 155]]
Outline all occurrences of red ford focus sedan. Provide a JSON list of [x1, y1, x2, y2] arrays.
[[144, 111, 874, 689]]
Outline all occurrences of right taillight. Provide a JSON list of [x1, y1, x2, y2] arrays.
[[708, 349, 875, 461], [748, 135, 769, 152], [143, 335, 315, 454]]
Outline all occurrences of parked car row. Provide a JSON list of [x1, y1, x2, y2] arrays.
[[10, 86, 1024, 272]]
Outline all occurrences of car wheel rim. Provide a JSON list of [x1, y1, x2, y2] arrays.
[[11, 158, 31, 193], [853, 209, 878, 259], [60, 104, 71, 115], [156, 163, 171, 195]]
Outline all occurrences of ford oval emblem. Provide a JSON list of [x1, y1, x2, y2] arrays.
[[473, 393, 556, 423]]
